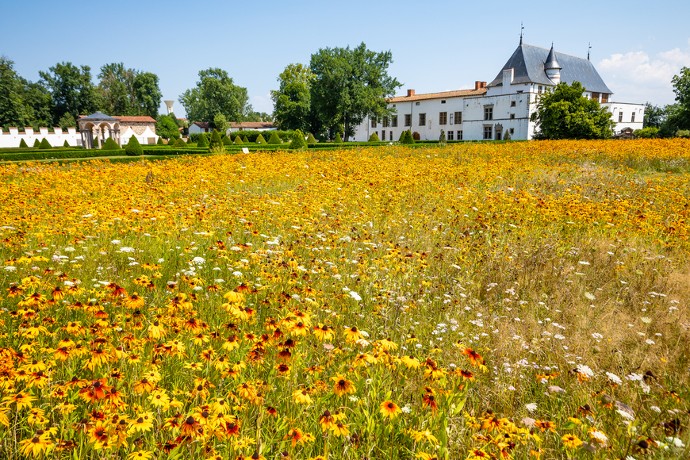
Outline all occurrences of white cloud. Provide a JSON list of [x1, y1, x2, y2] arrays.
[[597, 42, 690, 105]]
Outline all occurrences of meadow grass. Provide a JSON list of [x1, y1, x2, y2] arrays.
[[0, 139, 688, 459]]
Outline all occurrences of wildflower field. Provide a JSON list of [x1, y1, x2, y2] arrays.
[[1, 140, 689, 459]]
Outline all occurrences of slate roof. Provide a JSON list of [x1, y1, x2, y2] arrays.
[[79, 112, 117, 122], [388, 88, 487, 103], [488, 43, 612, 94]]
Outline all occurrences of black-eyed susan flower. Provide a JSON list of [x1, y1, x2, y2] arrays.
[[379, 400, 402, 419]]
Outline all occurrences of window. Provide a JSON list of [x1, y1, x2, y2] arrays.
[[484, 106, 493, 121], [419, 113, 426, 126], [371, 118, 377, 128], [454, 111, 462, 124], [448, 130, 454, 141], [404, 114, 411, 127], [510, 128, 514, 135], [457, 130, 463, 140], [510, 113, 515, 120], [618, 112, 623, 122], [538, 85, 543, 94], [601, 94, 609, 103], [391, 115, 398, 127], [631, 112, 636, 123], [510, 101, 516, 107], [591, 92, 600, 101], [381, 130, 385, 141], [382, 117, 389, 128], [439, 112, 447, 125], [441, 100, 446, 104], [389, 131, 392, 140], [483, 126, 492, 140]]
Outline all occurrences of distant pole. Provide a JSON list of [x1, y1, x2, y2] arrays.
[[520, 22, 524, 45], [587, 43, 592, 61]]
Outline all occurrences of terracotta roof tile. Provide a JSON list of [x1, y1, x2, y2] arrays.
[[229, 122, 275, 129], [114, 116, 157, 123], [388, 88, 487, 103]]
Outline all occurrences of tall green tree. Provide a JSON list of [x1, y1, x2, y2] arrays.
[[97, 64, 161, 118], [0, 57, 31, 128], [271, 63, 313, 131], [156, 114, 180, 140], [97, 62, 135, 115], [21, 80, 52, 127], [309, 43, 401, 140], [179, 68, 249, 124], [671, 67, 690, 130], [643, 102, 666, 128], [133, 72, 161, 118], [39, 62, 98, 124], [531, 81, 614, 139]]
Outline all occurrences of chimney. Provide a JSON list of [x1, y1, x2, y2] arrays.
[[474, 81, 487, 90], [407, 89, 415, 97]]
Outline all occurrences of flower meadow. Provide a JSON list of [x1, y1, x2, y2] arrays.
[[0, 140, 689, 459]]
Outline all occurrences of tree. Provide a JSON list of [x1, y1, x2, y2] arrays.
[[179, 68, 249, 125], [399, 129, 414, 144], [213, 113, 228, 133], [671, 67, 690, 131], [197, 133, 208, 148], [97, 64, 162, 118], [0, 57, 53, 129], [156, 114, 180, 140], [58, 113, 76, 130], [272, 63, 313, 132], [133, 72, 161, 118], [531, 81, 614, 139], [40, 62, 98, 125], [643, 103, 666, 128], [97, 62, 134, 115], [309, 43, 401, 140], [368, 132, 380, 142], [245, 111, 273, 122]]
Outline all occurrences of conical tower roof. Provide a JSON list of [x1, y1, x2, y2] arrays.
[[545, 44, 561, 70]]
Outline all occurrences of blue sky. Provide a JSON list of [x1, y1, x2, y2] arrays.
[[2, 0, 689, 117]]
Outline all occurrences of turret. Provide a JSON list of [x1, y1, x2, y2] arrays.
[[544, 44, 562, 84]]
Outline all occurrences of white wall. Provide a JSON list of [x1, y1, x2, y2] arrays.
[[0, 127, 81, 148], [603, 102, 645, 134]]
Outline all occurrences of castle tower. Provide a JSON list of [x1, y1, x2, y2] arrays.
[[544, 44, 562, 84]]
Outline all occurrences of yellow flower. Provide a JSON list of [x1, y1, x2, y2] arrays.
[[561, 433, 583, 449], [292, 388, 312, 405], [127, 450, 153, 460], [129, 412, 155, 434], [331, 375, 356, 396], [380, 400, 402, 419], [19, 433, 54, 457]]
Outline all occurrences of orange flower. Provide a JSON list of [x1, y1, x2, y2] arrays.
[[331, 375, 356, 396]]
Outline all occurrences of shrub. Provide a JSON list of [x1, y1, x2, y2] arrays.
[[256, 134, 266, 144], [39, 138, 52, 149], [289, 129, 308, 150], [102, 137, 119, 150], [306, 132, 317, 145], [63, 140, 70, 148], [633, 127, 659, 138], [222, 136, 232, 146], [243, 136, 249, 143], [334, 129, 344, 143], [197, 133, 208, 148], [439, 129, 446, 145], [368, 132, 380, 142], [33, 139, 41, 148], [234, 135, 243, 145], [399, 130, 414, 144], [210, 130, 223, 148], [503, 130, 512, 141], [156, 137, 164, 145], [267, 132, 282, 144], [125, 136, 143, 156], [19, 139, 28, 148], [676, 129, 690, 138], [173, 138, 186, 148]]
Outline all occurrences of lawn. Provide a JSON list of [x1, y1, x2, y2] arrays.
[[0, 140, 688, 459]]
